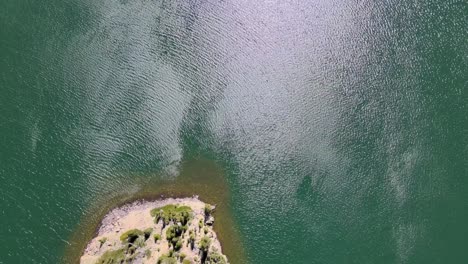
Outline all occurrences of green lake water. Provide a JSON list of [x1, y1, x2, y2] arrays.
[[1, 0, 467, 263]]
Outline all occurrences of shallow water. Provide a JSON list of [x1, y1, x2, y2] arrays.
[[1, 0, 467, 263]]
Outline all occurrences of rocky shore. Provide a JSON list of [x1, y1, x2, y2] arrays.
[[80, 197, 228, 264]]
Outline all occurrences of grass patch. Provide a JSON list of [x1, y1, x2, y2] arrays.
[[95, 248, 125, 264], [150, 204, 193, 225], [157, 255, 177, 264], [134, 236, 146, 248], [145, 249, 152, 259]]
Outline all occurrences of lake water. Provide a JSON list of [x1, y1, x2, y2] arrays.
[[1, 0, 466, 263]]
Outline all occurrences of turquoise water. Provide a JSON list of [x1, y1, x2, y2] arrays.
[[1, 0, 467, 263]]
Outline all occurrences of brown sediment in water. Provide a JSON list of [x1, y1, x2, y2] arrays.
[[63, 158, 246, 264]]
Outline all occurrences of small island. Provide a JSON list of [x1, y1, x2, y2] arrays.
[[80, 197, 228, 264]]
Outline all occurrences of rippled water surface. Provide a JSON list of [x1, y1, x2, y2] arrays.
[[1, 0, 467, 263]]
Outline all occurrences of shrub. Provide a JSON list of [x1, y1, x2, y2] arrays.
[[199, 236, 211, 252], [126, 245, 136, 255], [182, 259, 192, 264], [119, 229, 143, 243], [207, 251, 227, 264], [134, 236, 146, 248], [188, 230, 195, 249], [189, 230, 195, 242], [143, 228, 153, 240], [166, 225, 182, 241], [204, 204, 213, 216], [154, 233, 161, 243], [98, 237, 107, 248], [174, 239, 183, 251]]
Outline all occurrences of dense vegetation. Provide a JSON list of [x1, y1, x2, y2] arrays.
[[98, 228, 151, 263], [91, 203, 227, 264], [151, 205, 193, 226]]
